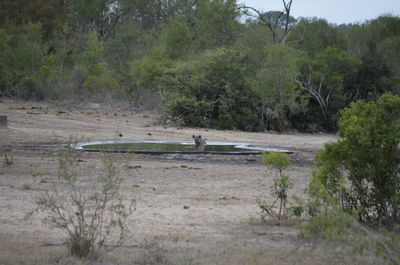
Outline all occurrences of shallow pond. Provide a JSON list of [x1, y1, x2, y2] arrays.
[[73, 141, 291, 154]]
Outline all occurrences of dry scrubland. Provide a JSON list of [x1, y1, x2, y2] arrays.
[[0, 99, 376, 265]]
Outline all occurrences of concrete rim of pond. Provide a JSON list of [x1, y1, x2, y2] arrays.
[[72, 141, 293, 155]]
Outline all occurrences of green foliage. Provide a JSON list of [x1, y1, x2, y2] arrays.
[[82, 31, 105, 76], [161, 17, 192, 60], [302, 207, 355, 242], [0, 2, 399, 133], [314, 94, 400, 226], [32, 146, 134, 258], [348, 42, 391, 102], [289, 18, 346, 56], [67, 0, 121, 39], [252, 44, 308, 131], [82, 30, 119, 93], [379, 36, 400, 95], [131, 56, 172, 91], [0, 0, 68, 37], [0, 23, 77, 99], [297, 46, 361, 129], [118, 0, 193, 30], [344, 16, 400, 102], [302, 206, 400, 265], [192, 0, 240, 50], [0, 23, 46, 99], [167, 96, 211, 127], [163, 48, 261, 131], [22, 183, 31, 190], [258, 151, 292, 221], [262, 151, 291, 171], [304, 163, 400, 264], [32, 171, 45, 181]]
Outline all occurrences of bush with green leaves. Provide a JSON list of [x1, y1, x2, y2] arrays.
[[303, 170, 400, 265], [251, 44, 309, 131], [163, 48, 262, 131], [82, 30, 119, 95], [313, 93, 400, 226], [258, 151, 292, 221], [32, 147, 134, 258], [301, 205, 400, 265]]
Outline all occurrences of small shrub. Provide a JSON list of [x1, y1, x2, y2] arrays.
[[3, 153, 13, 166], [287, 195, 306, 219], [22, 184, 31, 190], [32, 171, 45, 182], [302, 208, 355, 242], [301, 207, 400, 265], [31, 146, 135, 258], [257, 151, 292, 221]]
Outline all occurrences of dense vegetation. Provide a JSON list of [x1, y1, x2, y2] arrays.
[[312, 94, 400, 226], [1, 0, 399, 131], [302, 94, 400, 263]]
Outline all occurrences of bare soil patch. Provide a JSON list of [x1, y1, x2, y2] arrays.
[[0, 99, 357, 265]]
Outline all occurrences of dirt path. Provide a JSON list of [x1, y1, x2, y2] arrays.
[[0, 99, 342, 265]]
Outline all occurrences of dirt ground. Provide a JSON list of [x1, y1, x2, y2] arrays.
[[1, 99, 370, 265]]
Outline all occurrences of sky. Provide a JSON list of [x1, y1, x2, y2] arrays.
[[240, 0, 400, 24]]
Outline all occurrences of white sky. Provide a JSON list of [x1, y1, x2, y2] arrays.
[[240, 0, 400, 24]]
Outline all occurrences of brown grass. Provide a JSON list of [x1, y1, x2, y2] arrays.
[[0, 99, 380, 265]]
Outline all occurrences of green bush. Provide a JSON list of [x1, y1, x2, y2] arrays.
[[302, 206, 400, 265], [167, 96, 212, 127], [163, 48, 262, 131], [314, 93, 400, 226], [258, 151, 292, 221]]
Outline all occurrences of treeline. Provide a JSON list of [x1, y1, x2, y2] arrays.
[[0, 0, 399, 132]]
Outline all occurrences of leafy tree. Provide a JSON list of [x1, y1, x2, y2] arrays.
[[118, 0, 189, 29], [191, 0, 241, 50], [0, 0, 68, 37], [288, 18, 346, 56], [104, 20, 155, 78], [164, 48, 261, 131], [167, 96, 212, 127], [0, 28, 11, 96], [130, 55, 172, 101], [296, 46, 361, 129], [82, 30, 119, 94], [252, 44, 308, 131], [315, 94, 400, 226], [343, 15, 399, 102], [160, 16, 193, 60], [235, 20, 274, 59], [0, 0, 398, 135], [68, 0, 121, 39], [369, 15, 400, 41], [0, 23, 49, 99], [379, 36, 400, 96], [347, 41, 391, 102], [370, 16, 400, 97]]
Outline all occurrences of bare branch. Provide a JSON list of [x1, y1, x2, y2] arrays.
[[282, 0, 293, 32]]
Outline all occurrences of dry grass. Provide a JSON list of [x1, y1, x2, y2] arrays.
[[0, 238, 381, 265], [0, 100, 382, 265], [0, 149, 383, 265]]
